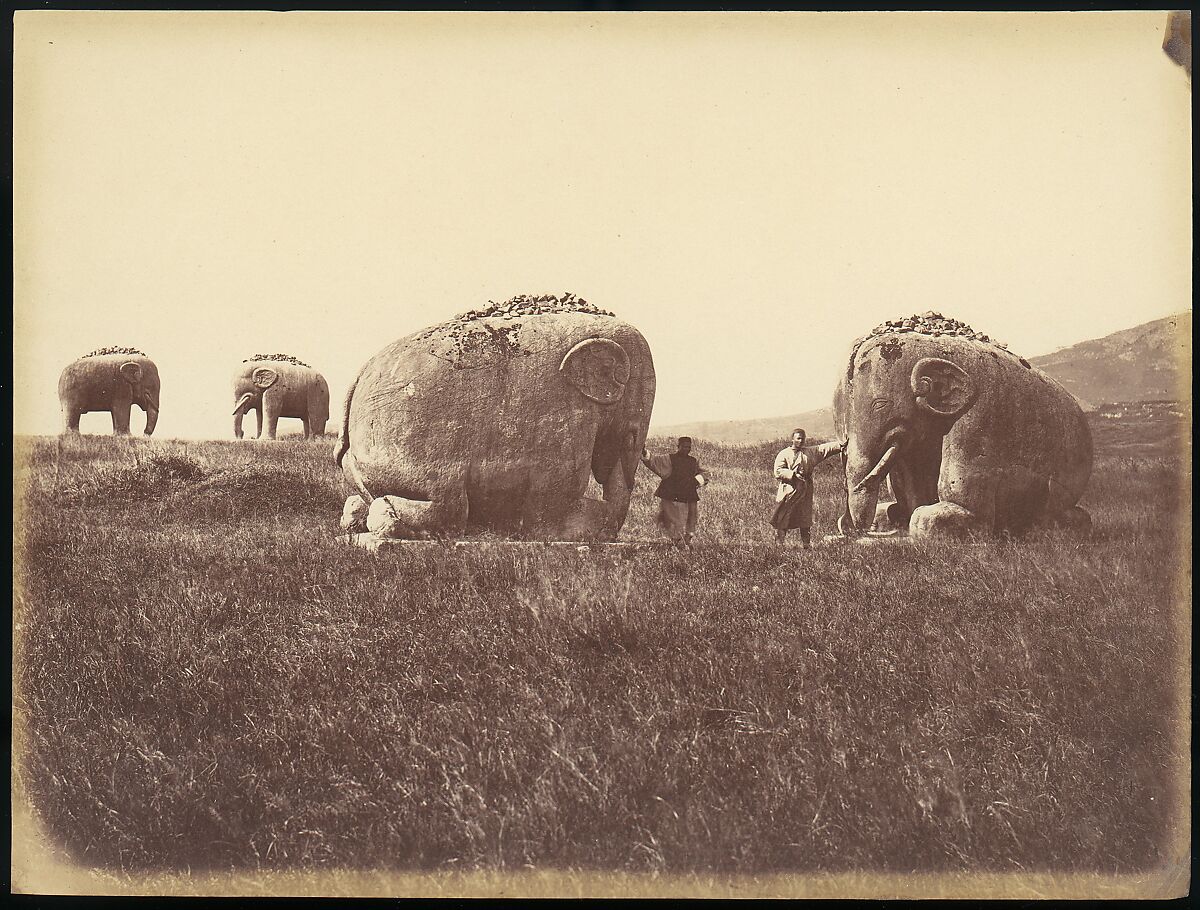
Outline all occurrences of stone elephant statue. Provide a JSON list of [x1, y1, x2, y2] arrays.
[[336, 294, 656, 541], [833, 313, 1093, 539], [232, 356, 330, 439], [59, 348, 160, 436]]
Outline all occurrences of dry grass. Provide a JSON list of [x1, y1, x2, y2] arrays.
[[12, 428, 1191, 875]]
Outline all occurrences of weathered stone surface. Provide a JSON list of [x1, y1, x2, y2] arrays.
[[833, 314, 1093, 539], [58, 352, 161, 436], [340, 495, 369, 531], [232, 358, 330, 440], [336, 296, 656, 541], [364, 495, 436, 539]]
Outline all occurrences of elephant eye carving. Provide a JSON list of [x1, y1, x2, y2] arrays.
[[871, 398, 893, 411]]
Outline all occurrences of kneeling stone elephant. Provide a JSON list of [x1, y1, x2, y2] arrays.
[[834, 313, 1093, 539], [337, 294, 656, 541]]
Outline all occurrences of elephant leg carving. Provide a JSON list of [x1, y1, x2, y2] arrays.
[[884, 501, 912, 529], [64, 408, 82, 434], [554, 441, 635, 542], [366, 490, 468, 540], [598, 449, 633, 532], [883, 465, 925, 531], [563, 422, 640, 541], [871, 501, 906, 532], [837, 511, 855, 536], [558, 497, 615, 542], [927, 464, 997, 537], [111, 401, 132, 436]]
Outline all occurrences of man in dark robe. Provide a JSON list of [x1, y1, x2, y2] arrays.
[[642, 436, 710, 547]]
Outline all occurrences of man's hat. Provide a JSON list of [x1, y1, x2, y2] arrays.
[[678, 436, 692, 446]]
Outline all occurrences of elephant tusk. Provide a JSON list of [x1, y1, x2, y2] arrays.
[[232, 393, 256, 416], [853, 444, 899, 493]]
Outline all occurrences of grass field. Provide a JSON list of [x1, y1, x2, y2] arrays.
[[12, 426, 1191, 878]]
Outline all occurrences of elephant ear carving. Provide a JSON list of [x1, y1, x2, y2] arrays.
[[560, 338, 630, 405], [911, 357, 975, 418], [119, 361, 142, 385], [252, 367, 279, 390]]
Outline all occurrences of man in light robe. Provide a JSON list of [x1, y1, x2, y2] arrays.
[[771, 428, 845, 548], [641, 437, 710, 547]]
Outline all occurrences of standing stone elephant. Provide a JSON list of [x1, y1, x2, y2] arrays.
[[834, 313, 1093, 539], [59, 347, 160, 436], [337, 293, 656, 542], [232, 355, 330, 440]]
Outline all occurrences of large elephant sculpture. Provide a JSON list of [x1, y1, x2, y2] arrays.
[[833, 313, 1093, 539], [336, 293, 656, 541], [59, 347, 160, 436], [232, 356, 330, 440]]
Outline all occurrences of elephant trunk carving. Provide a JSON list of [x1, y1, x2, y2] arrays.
[[232, 392, 258, 439], [845, 440, 892, 532], [590, 417, 642, 535], [142, 398, 160, 436], [232, 392, 255, 416], [855, 443, 899, 493], [846, 441, 900, 530]]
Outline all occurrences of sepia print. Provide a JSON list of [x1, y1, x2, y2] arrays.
[[11, 9, 1192, 899]]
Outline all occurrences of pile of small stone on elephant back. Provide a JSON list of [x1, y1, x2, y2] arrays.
[[81, 346, 146, 358], [870, 312, 1007, 348], [455, 292, 616, 323], [243, 353, 311, 367]]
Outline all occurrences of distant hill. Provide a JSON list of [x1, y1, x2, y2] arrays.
[[654, 312, 1190, 446], [653, 407, 836, 446], [1029, 312, 1190, 409]]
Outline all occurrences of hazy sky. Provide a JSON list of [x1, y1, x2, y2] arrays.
[[13, 11, 1192, 440]]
